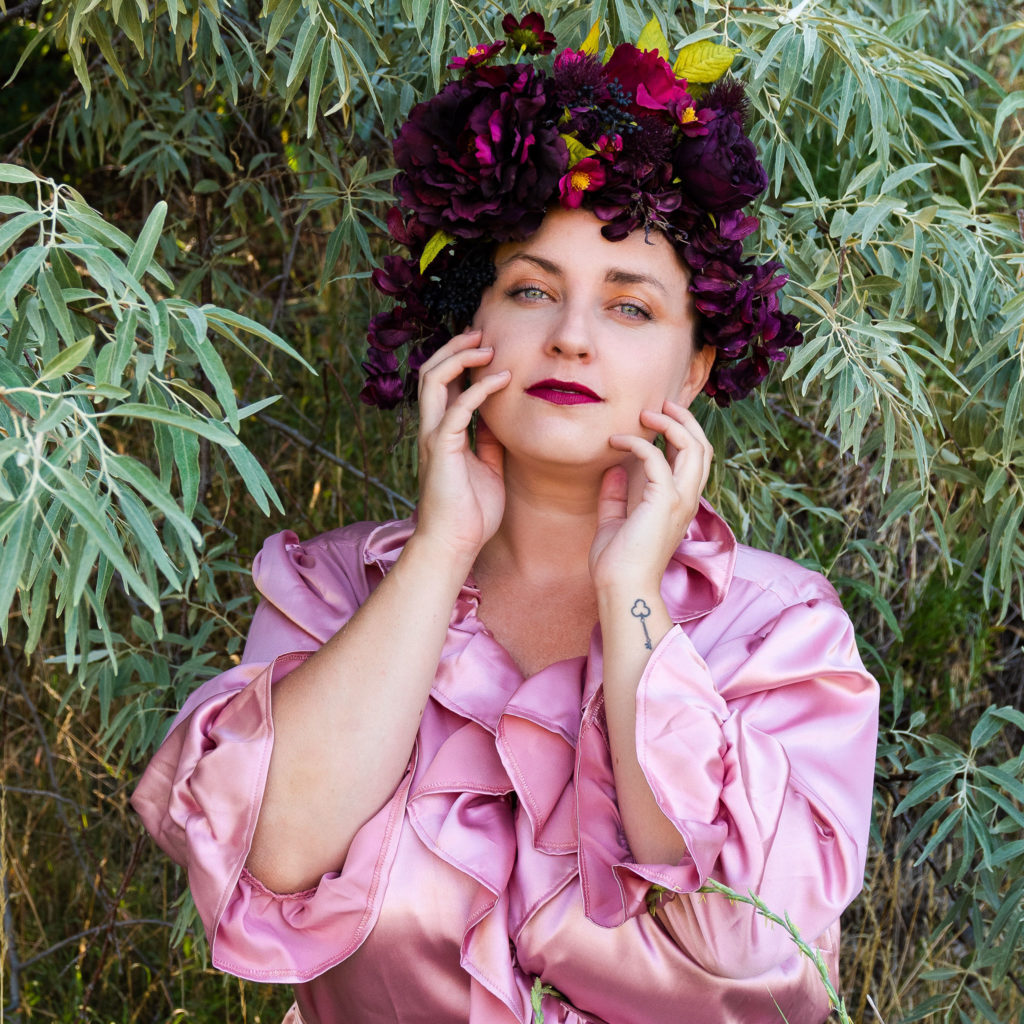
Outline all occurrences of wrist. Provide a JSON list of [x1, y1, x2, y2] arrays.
[[402, 529, 479, 583]]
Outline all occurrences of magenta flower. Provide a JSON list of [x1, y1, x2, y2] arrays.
[[558, 158, 607, 208], [449, 40, 506, 71]]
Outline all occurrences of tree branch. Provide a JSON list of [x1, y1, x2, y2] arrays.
[[0, 0, 43, 28]]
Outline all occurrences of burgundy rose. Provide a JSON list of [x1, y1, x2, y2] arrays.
[[385, 207, 431, 249], [392, 63, 567, 242], [673, 106, 769, 213], [603, 44, 693, 116]]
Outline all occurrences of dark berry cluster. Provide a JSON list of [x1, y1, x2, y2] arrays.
[[422, 250, 497, 327]]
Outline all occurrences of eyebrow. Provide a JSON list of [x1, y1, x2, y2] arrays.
[[497, 253, 668, 294]]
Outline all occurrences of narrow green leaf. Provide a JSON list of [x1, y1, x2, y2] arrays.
[[0, 245, 47, 315], [43, 464, 159, 608], [0, 210, 44, 254], [170, 423, 201, 519], [97, 404, 241, 445], [286, 17, 319, 88], [993, 90, 1024, 142], [35, 336, 96, 384], [36, 268, 81, 346], [0, 163, 40, 184], [879, 162, 934, 195], [112, 482, 183, 586], [266, 0, 302, 52], [126, 201, 168, 282], [203, 306, 315, 371], [0, 503, 30, 634], [223, 440, 282, 516]]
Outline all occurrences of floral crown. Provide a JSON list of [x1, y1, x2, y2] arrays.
[[361, 12, 804, 409]]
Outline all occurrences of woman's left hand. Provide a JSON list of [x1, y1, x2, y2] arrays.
[[589, 400, 713, 595]]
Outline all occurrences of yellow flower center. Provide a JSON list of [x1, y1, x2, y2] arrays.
[[681, 106, 698, 123], [469, 45, 484, 56], [571, 170, 592, 191]]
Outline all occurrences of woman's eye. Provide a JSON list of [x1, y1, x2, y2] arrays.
[[616, 301, 651, 320], [509, 286, 549, 301]]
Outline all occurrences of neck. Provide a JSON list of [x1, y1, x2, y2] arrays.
[[476, 455, 607, 586]]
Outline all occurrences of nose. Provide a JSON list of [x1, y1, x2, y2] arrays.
[[545, 303, 593, 361]]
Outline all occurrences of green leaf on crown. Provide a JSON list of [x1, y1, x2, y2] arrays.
[[420, 229, 456, 274], [673, 41, 737, 84]]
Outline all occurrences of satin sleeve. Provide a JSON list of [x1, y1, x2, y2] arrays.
[[131, 524, 410, 982], [575, 593, 878, 979]]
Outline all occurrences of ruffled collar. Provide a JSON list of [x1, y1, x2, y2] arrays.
[[360, 502, 735, 1024], [362, 498, 736, 628]]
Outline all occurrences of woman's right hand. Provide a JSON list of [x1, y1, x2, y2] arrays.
[[413, 329, 510, 565]]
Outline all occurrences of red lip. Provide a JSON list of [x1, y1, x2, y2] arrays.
[[525, 378, 602, 406]]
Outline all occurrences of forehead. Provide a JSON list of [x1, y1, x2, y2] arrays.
[[495, 208, 690, 285]]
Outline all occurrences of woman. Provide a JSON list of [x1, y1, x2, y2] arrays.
[[133, 15, 878, 1024]]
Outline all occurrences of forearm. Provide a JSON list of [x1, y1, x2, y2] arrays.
[[597, 584, 689, 866], [246, 532, 473, 893]]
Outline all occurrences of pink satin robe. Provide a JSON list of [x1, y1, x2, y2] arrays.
[[132, 501, 879, 1024]]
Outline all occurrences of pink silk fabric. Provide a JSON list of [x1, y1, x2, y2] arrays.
[[132, 501, 879, 1024]]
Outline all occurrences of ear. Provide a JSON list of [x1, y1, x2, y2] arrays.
[[675, 346, 716, 407]]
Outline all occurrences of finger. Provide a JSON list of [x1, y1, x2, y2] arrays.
[[607, 434, 674, 491], [433, 370, 510, 442], [418, 343, 495, 434], [639, 407, 712, 485], [416, 328, 484, 378], [650, 416, 712, 498], [658, 402, 712, 466], [473, 415, 506, 477], [596, 464, 629, 527]]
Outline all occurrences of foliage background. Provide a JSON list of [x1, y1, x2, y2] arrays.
[[1, 0, 1023, 1021]]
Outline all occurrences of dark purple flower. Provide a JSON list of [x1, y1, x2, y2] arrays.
[[705, 77, 750, 125], [359, 346, 404, 408], [385, 207, 432, 249], [371, 255, 419, 298], [366, 306, 422, 351], [392, 63, 567, 242], [502, 12, 555, 55], [673, 105, 769, 213]]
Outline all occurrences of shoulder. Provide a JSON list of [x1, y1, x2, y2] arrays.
[[250, 518, 414, 615], [680, 533, 854, 663], [729, 542, 842, 612]]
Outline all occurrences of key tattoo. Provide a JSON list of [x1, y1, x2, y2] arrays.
[[631, 599, 653, 650]]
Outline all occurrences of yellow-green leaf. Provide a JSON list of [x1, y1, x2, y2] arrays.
[[420, 230, 455, 274], [561, 134, 595, 168], [673, 40, 736, 84], [637, 16, 670, 58], [580, 19, 600, 55]]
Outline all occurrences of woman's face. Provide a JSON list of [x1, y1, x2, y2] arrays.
[[470, 206, 714, 472]]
